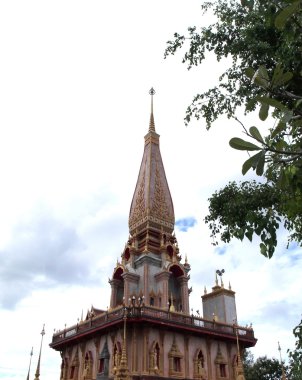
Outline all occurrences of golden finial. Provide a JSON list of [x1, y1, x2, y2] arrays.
[[278, 342, 287, 380], [34, 324, 45, 380], [149, 88, 156, 132], [26, 347, 33, 380]]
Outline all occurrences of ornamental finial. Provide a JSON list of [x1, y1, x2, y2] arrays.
[[149, 88, 156, 132], [34, 324, 45, 380]]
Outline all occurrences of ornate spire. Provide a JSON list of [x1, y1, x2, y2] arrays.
[[149, 87, 156, 132], [114, 310, 130, 380], [26, 347, 33, 380], [235, 324, 246, 380], [129, 89, 175, 239], [34, 325, 45, 380]]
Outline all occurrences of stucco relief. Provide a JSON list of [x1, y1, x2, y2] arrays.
[[129, 168, 146, 227], [151, 163, 173, 223]]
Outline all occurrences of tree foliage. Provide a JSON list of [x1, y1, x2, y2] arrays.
[[243, 352, 289, 380], [165, 0, 302, 257], [288, 319, 302, 379]]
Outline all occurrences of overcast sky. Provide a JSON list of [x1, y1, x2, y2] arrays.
[[0, 1, 301, 379]]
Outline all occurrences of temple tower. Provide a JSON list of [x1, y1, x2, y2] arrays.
[[50, 90, 256, 380], [109, 88, 190, 314]]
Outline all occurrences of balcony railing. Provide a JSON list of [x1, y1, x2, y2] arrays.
[[51, 305, 255, 345]]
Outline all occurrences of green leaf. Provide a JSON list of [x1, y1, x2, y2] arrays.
[[249, 126, 264, 143], [245, 67, 255, 79], [253, 66, 269, 88], [275, 1, 301, 29], [296, 99, 302, 108], [259, 102, 269, 121], [278, 71, 293, 86], [256, 96, 289, 112], [230, 137, 261, 151], [245, 230, 253, 242], [271, 64, 293, 88], [271, 120, 286, 139], [260, 243, 267, 257], [256, 151, 265, 176], [246, 97, 258, 112], [242, 151, 263, 175]]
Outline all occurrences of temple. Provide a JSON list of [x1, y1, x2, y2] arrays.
[[50, 89, 257, 380]]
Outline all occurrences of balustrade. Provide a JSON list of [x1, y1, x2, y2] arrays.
[[52, 305, 254, 345]]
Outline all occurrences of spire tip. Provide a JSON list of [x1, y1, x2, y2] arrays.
[[149, 88, 156, 132]]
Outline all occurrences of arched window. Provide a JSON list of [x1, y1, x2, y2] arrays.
[[168, 338, 183, 377], [193, 349, 206, 379], [168, 265, 184, 312], [215, 345, 228, 379], [69, 351, 79, 379], [112, 267, 124, 306], [113, 342, 122, 372], [83, 351, 93, 379], [149, 341, 160, 374], [97, 340, 110, 379]]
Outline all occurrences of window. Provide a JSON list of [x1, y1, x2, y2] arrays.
[[70, 366, 75, 379], [154, 343, 160, 369], [150, 297, 154, 306], [220, 364, 226, 377], [99, 358, 104, 373], [173, 357, 181, 372]]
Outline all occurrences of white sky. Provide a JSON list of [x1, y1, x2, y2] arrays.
[[0, 1, 301, 379]]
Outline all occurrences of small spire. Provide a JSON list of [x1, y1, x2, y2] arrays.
[[215, 272, 219, 286], [185, 254, 188, 264], [34, 325, 45, 380], [80, 309, 83, 323], [149, 88, 156, 132], [204, 286, 207, 294], [229, 281, 232, 290], [235, 324, 246, 380], [278, 342, 287, 380], [114, 310, 130, 380], [26, 347, 33, 380]]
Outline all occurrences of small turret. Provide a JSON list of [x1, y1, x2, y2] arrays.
[[202, 272, 237, 324]]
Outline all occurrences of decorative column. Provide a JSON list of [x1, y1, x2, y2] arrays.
[[178, 276, 190, 314], [154, 271, 171, 309], [142, 328, 149, 375], [109, 279, 120, 309], [144, 263, 149, 304], [122, 272, 140, 304], [131, 326, 138, 374], [206, 339, 212, 380], [184, 336, 189, 378]]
